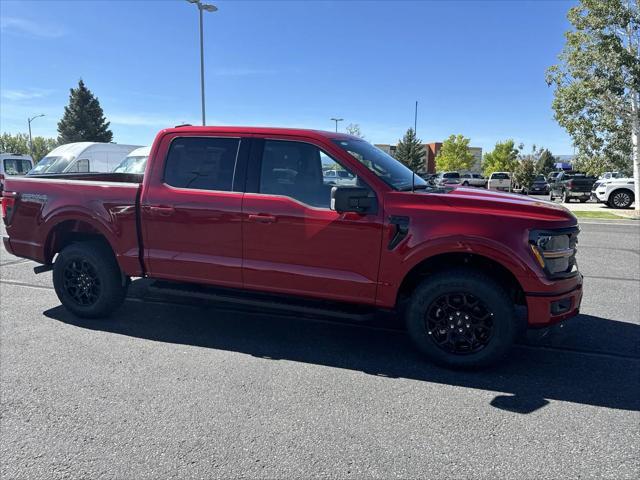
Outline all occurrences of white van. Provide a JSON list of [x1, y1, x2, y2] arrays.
[[1, 153, 34, 192], [112, 146, 151, 174], [28, 142, 141, 175]]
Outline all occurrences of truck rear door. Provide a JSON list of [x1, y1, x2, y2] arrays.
[[140, 133, 250, 288]]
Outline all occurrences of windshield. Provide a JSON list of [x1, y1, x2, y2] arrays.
[[534, 175, 546, 182], [332, 139, 427, 190], [28, 156, 64, 175], [3, 158, 32, 175], [113, 155, 148, 174]]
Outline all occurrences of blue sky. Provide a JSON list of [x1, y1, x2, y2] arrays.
[[1, 0, 576, 154]]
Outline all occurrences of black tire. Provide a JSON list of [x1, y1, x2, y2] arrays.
[[53, 241, 127, 318], [405, 268, 517, 369], [609, 189, 634, 209], [579, 198, 587, 203], [462, 181, 469, 186]]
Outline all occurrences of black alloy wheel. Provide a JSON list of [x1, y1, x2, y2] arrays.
[[63, 259, 101, 306], [425, 292, 494, 355]]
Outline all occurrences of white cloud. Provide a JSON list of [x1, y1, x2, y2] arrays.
[[1, 88, 53, 101], [0, 17, 67, 38]]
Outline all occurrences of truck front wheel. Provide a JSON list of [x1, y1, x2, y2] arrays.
[[405, 269, 517, 369], [53, 241, 127, 318]]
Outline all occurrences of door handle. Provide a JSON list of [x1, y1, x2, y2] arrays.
[[248, 214, 276, 223], [148, 205, 175, 216]]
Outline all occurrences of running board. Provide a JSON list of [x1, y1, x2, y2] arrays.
[[147, 280, 385, 322]]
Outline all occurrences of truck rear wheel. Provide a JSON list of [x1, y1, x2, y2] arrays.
[[53, 241, 127, 318], [405, 269, 517, 369]]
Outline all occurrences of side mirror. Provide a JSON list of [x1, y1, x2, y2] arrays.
[[331, 186, 377, 214]]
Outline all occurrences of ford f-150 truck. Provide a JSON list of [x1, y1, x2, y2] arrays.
[[1, 126, 583, 368]]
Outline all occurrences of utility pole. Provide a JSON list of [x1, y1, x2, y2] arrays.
[[186, 0, 218, 126], [330, 117, 343, 133], [27, 114, 45, 157]]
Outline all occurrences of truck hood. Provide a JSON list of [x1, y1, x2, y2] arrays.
[[413, 186, 576, 223]]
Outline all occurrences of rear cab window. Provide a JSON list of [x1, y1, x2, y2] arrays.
[[3, 158, 33, 175]]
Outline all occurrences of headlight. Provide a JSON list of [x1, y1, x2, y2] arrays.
[[529, 228, 579, 278]]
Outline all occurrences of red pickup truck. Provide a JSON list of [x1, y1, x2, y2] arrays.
[[2, 126, 583, 368]]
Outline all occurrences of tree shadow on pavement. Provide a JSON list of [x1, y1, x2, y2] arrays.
[[44, 298, 640, 415]]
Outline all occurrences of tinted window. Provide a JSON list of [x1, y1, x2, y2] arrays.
[[164, 137, 239, 191], [3, 158, 32, 175], [490, 173, 510, 180], [259, 140, 357, 208], [443, 172, 460, 179]]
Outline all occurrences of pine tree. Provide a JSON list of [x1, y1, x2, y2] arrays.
[[395, 128, 425, 171], [536, 149, 556, 175], [57, 79, 113, 143]]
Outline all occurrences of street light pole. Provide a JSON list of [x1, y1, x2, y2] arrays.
[[186, 0, 217, 126], [330, 117, 343, 133], [27, 114, 45, 157]]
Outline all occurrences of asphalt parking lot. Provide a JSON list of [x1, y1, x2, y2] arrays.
[[1, 221, 639, 479]]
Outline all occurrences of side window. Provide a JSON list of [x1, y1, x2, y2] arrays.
[[259, 140, 357, 208], [164, 137, 240, 191], [76, 159, 90, 173]]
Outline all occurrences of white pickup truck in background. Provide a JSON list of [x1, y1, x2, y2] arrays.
[[487, 172, 511, 191]]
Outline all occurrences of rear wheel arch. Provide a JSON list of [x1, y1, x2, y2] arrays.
[[44, 219, 118, 265]]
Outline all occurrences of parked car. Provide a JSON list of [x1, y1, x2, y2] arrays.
[[487, 172, 511, 191], [2, 125, 583, 369], [528, 174, 550, 195], [0, 153, 33, 193], [28, 142, 141, 175], [594, 178, 636, 209], [113, 146, 151, 174], [323, 168, 356, 186], [547, 171, 561, 183], [435, 171, 461, 186], [549, 171, 596, 203], [460, 173, 486, 188]]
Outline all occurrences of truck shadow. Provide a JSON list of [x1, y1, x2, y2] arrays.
[[44, 298, 640, 414]]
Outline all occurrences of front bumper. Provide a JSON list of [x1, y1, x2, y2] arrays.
[[525, 279, 583, 328]]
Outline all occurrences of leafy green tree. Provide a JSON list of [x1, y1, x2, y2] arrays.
[[0, 132, 58, 162], [435, 134, 475, 172], [395, 127, 425, 171], [57, 79, 113, 143], [536, 148, 556, 175], [483, 140, 521, 177], [345, 123, 364, 138], [546, 0, 639, 212]]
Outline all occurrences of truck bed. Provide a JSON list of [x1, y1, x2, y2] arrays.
[[2, 173, 144, 275]]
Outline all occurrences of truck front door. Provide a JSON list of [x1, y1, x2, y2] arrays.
[[242, 138, 383, 304], [140, 134, 249, 288]]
